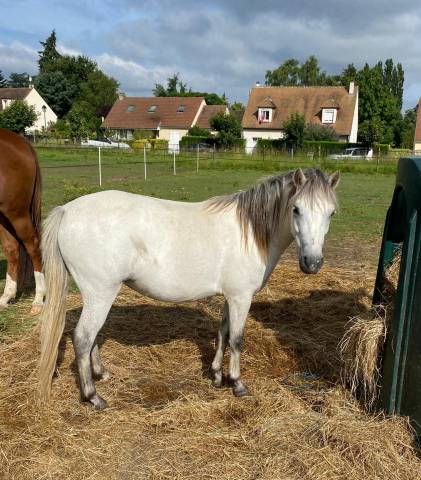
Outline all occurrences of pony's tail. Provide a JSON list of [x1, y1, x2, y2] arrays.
[[38, 206, 68, 402], [17, 147, 42, 291]]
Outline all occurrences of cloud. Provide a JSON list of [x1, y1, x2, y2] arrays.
[[0, 1, 420, 108], [0, 41, 38, 74]]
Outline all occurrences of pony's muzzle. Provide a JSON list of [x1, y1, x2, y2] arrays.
[[299, 255, 324, 274]]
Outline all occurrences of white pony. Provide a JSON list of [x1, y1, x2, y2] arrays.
[[39, 168, 339, 409]]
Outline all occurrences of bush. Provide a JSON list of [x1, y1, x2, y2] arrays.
[[304, 123, 339, 141], [187, 125, 212, 137], [133, 130, 155, 140], [257, 138, 285, 151], [150, 138, 168, 150], [131, 139, 151, 149], [180, 135, 217, 148]]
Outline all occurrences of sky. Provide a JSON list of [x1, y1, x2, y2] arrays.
[[0, 0, 420, 110]]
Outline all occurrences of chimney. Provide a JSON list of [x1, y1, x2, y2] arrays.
[[28, 76, 34, 89], [255, 81, 261, 87], [349, 81, 355, 95], [118, 91, 126, 100]]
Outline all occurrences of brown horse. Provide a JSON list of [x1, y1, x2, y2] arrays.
[[0, 128, 45, 314]]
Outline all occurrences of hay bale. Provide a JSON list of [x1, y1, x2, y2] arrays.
[[340, 250, 401, 407]]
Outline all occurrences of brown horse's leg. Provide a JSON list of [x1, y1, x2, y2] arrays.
[[0, 224, 19, 307], [10, 215, 45, 314]]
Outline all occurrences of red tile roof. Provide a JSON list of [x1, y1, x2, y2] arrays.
[[242, 86, 358, 136], [195, 105, 228, 129], [415, 98, 421, 143], [102, 97, 205, 130]]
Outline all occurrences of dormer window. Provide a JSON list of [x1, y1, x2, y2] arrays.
[[322, 108, 337, 124], [177, 105, 186, 113], [148, 105, 157, 113], [258, 108, 273, 123], [127, 105, 135, 112]]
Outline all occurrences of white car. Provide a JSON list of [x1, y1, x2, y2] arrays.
[[328, 147, 373, 160], [81, 137, 130, 149]]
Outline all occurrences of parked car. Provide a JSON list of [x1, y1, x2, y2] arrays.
[[185, 142, 214, 152], [328, 147, 373, 160], [81, 137, 130, 149]]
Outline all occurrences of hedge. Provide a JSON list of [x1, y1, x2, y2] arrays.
[[256, 139, 391, 155], [179, 135, 217, 148], [131, 138, 169, 150]]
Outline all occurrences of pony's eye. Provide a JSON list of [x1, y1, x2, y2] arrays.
[[293, 206, 300, 215], [330, 210, 336, 217]]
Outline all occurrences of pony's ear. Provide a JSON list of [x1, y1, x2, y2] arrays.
[[293, 168, 307, 188], [328, 171, 340, 189]]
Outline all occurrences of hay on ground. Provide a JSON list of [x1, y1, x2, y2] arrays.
[[340, 250, 401, 407], [0, 255, 420, 480]]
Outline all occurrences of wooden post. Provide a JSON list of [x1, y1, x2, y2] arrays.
[[98, 147, 102, 186], [144, 146, 147, 180]]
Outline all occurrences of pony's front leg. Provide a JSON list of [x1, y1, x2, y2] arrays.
[[227, 294, 252, 397], [211, 301, 229, 387]]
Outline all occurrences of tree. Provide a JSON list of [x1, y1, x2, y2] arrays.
[[283, 113, 305, 149], [8, 72, 30, 88], [38, 30, 61, 73], [299, 55, 323, 86], [79, 70, 119, 112], [304, 123, 338, 141], [153, 73, 227, 104], [265, 59, 300, 86], [187, 125, 212, 137], [66, 103, 91, 140], [358, 118, 383, 147], [0, 70, 7, 88], [210, 111, 242, 148], [394, 108, 417, 149], [35, 71, 77, 117], [230, 102, 245, 111], [0, 101, 37, 133]]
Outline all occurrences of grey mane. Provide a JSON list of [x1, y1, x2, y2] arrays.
[[206, 169, 337, 259]]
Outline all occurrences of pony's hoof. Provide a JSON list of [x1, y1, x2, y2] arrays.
[[100, 370, 111, 381], [212, 370, 224, 388], [29, 304, 43, 316], [90, 394, 108, 410], [233, 385, 250, 397]]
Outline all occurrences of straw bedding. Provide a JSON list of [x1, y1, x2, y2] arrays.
[[0, 256, 420, 479]]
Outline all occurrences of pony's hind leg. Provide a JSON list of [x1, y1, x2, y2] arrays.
[[91, 342, 110, 380], [9, 214, 44, 314], [211, 301, 229, 387], [226, 294, 252, 397], [0, 225, 19, 307], [73, 287, 119, 410]]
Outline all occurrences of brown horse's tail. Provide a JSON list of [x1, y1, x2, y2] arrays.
[[17, 147, 42, 291], [38, 206, 68, 402]]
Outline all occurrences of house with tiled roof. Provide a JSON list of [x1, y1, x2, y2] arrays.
[[102, 96, 227, 148], [0, 87, 57, 133], [414, 98, 421, 154], [242, 83, 359, 151]]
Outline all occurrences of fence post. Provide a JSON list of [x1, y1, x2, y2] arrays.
[[144, 146, 147, 180], [196, 144, 199, 172], [173, 151, 176, 175], [98, 147, 102, 186]]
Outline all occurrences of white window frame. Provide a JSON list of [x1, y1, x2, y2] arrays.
[[258, 108, 273, 123], [322, 108, 337, 124]]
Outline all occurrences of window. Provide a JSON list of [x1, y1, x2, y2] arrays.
[[127, 105, 135, 112], [322, 108, 336, 124], [177, 105, 186, 113], [148, 105, 157, 113], [258, 108, 272, 123]]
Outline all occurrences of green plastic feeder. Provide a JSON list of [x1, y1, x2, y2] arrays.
[[374, 157, 421, 437]]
